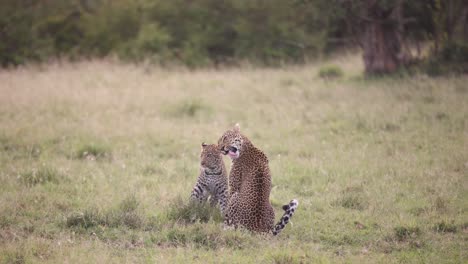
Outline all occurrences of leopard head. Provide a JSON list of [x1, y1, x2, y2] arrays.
[[218, 123, 243, 160], [200, 143, 223, 172]]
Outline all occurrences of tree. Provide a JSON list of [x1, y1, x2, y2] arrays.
[[340, 0, 467, 75], [340, 0, 412, 74]]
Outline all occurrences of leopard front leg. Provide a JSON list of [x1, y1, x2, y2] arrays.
[[223, 192, 239, 230], [190, 182, 208, 204], [213, 184, 229, 219]]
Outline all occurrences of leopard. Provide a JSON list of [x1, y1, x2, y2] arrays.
[[190, 142, 229, 218], [218, 124, 298, 235]]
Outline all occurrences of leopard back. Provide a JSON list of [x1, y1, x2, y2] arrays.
[[218, 124, 298, 235]]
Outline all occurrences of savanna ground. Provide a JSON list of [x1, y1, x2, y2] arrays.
[[0, 54, 467, 263]]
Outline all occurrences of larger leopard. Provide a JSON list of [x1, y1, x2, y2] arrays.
[[218, 124, 298, 235]]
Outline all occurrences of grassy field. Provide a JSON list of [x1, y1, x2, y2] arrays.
[[0, 55, 467, 263]]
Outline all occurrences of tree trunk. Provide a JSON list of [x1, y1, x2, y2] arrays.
[[362, 0, 409, 75]]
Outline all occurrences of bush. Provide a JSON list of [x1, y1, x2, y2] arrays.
[[394, 226, 421, 241], [74, 142, 111, 161], [439, 41, 468, 63], [425, 42, 468, 76], [164, 99, 212, 119], [66, 208, 105, 229], [333, 186, 368, 210], [269, 252, 303, 264], [318, 65, 344, 79], [0, 1, 41, 66], [0, 0, 332, 67], [118, 23, 171, 62], [433, 221, 457, 233], [19, 167, 60, 187]]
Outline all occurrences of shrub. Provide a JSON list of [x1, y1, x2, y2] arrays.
[[66, 208, 104, 229], [0, 1, 39, 66], [19, 167, 60, 187], [318, 65, 344, 79], [0, 136, 42, 159], [0, 0, 332, 67], [394, 226, 421, 241], [110, 195, 144, 229], [74, 143, 111, 161], [333, 186, 368, 210], [1, 249, 27, 264], [118, 22, 171, 62], [270, 254, 301, 264], [439, 41, 468, 63], [164, 99, 212, 119], [433, 221, 457, 233], [425, 42, 468, 76]]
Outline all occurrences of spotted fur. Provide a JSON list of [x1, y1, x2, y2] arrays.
[[272, 199, 299, 235], [218, 124, 298, 235], [190, 143, 229, 218]]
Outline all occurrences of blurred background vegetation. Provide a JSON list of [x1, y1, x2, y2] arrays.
[[0, 0, 467, 74]]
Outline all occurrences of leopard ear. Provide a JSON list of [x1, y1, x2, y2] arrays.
[[234, 123, 240, 132], [201, 142, 208, 148]]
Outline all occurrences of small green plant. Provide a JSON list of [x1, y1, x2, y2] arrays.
[[0, 136, 42, 159], [110, 195, 143, 229], [19, 167, 60, 187], [318, 65, 344, 79], [74, 143, 111, 161], [1, 249, 26, 264], [165, 229, 188, 246], [66, 208, 105, 229], [269, 251, 303, 264], [333, 186, 368, 210], [424, 42, 468, 76], [408, 207, 426, 216], [433, 221, 457, 233], [394, 226, 421, 241], [279, 78, 297, 87], [164, 99, 212, 118]]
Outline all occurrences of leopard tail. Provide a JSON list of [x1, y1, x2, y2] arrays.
[[272, 199, 298, 236]]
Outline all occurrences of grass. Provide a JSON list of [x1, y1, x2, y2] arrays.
[[0, 54, 467, 263], [166, 197, 223, 224]]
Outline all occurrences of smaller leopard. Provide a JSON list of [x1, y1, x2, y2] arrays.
[[190, 143, 229, 218]]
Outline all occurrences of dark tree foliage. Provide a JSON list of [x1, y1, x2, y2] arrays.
[[0, 0, 40, 66], [0, 0, 466, 72]]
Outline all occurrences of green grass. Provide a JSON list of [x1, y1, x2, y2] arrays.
[[0, 55, 467, 263]]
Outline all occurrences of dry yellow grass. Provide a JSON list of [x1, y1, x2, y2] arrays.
[[0, 54, 467, 263]]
